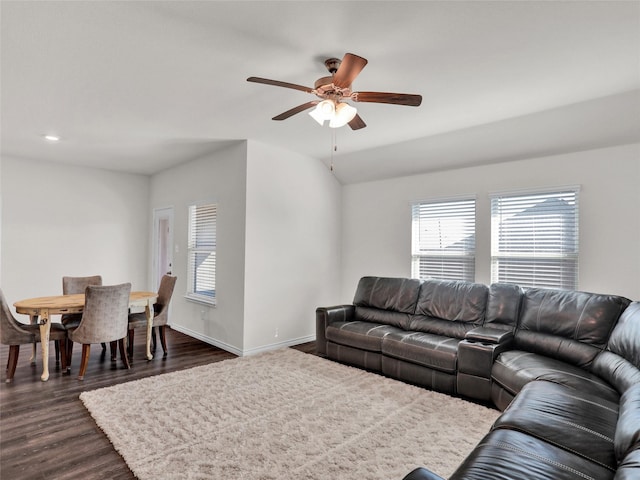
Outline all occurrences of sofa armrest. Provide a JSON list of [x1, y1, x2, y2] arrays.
[[457, 329, 514, 401], [402, 467, 445, 480], [315, 305, 355, 356], [465, 327, 514, 345]]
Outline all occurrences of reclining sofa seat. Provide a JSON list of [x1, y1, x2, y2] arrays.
[[403, 300, 640, 480], [490, 287, 631, 410], [381, 279, 489, 393], [318, 276, 490, 394], [319, 276, 421, 372]]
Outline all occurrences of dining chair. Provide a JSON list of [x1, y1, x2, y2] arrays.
[[67, 283, 131, 380], [1, 288, 68, 382], [128, 275, 177, 358], [61, 275, 103, 366]]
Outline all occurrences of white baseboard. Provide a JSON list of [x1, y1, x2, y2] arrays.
[[169, 323, 315, 357], [242, 335, 316, 357], [169, 324, 243, 356]]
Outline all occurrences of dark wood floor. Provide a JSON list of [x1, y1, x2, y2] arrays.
[[0, 328, 316, 479]]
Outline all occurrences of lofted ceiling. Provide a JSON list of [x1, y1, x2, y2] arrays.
[[1, 1, 639, 184]]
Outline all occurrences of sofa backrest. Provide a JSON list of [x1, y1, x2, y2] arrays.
[[353, 276, 422, 330], [409, 280, 489, 339], [592, 301, 640, 396], [484, 283, 523, 331], [514, 288, 631, 368]]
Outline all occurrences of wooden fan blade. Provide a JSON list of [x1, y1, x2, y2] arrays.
[[352, 91, 422, 106], [332, 53, 368, 88], [247, 77, 313, 94], [272, 101, 318, 121], [348, 114, 367, 130]]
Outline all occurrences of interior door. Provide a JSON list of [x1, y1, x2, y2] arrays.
[[153, 207, 174, 289]]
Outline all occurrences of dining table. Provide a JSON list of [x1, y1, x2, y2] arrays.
[[14, 291, 158, 381]]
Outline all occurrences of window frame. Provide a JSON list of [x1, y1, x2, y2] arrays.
[[186, 201, 217, 306], [490, 186, 580, 290], [410, 196, 477, 282]]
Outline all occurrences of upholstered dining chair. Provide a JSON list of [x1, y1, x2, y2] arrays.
[[1, 288, 68, 382], [66, 283, 131, 380], [61, 275, 103, 365], [128, 275, 177, 358]]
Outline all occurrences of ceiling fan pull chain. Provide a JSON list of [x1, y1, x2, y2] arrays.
[[330, 129, 337, 172]]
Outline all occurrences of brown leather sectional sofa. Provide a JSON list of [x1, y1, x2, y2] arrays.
[[316, 276, 640, 480]]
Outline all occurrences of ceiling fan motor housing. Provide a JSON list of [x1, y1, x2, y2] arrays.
[[324, 57, 341, 74]]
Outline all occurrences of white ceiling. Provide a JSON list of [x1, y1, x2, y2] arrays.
[[2, 1, 639, 184]]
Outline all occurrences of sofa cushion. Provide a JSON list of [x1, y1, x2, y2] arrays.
[[353, 276, 421, 314], [494, 380, 619, 470], [415, 279, 488, 321], [615, 384, 640, 464], [449, 428, 614, 480], [492, 350, 620, 402], [409, 280, 488, 338], [515, 288, 630, 368], [381, 331, 460, 374], [355, 306, 412, 330], [325, 321, 404, 352], [484, 282, 523, 330]]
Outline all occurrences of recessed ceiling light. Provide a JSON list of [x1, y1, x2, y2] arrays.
[[43, 134, 60, 142]]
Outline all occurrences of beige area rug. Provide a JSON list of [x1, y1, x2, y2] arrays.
[[80, 348, 499, 480]]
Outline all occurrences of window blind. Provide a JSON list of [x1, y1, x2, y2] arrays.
[[187, 203, 217, 305], [490, 189, 579, 289], [411, 198, 476, 282]]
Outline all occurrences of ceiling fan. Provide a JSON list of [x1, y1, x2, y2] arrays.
[[247, 53, 422, 130]]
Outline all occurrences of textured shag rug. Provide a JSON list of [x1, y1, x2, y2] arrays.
[[80, 348, 499, 480]]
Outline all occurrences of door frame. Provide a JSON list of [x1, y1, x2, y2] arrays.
[[152, 206, 174, 290]]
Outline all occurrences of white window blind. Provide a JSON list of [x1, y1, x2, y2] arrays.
[[411, 198, 476, 282], [490, 188, 579, 289], [187, 203, 217, 305]]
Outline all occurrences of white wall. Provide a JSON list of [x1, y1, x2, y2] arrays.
[[243, 140, 342, 354], [4, 142, 635, 355], [149, 142, 248, 354], [341, 144, 640, 302], [1, 156, 149, 312]]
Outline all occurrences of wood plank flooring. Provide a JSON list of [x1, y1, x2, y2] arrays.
[[0, 328, 316, 479]]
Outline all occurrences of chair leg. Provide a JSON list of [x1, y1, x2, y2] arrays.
[[101, 342, 107, 351], [159, 326, 168, 356], [151, 327, 157, 353], [78, 344, 91, 380], [127, 329, 134, 357], [118, 338, 130, 370], [56, 340, 67, 371], [54, 341, 60, 367], [6, 345, 20, 383], [66, 339, 74, 372], [110, 341, 117, 361]]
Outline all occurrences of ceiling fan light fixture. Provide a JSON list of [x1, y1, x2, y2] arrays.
[[329, 102, 357, 128], [308, 106, 326, 125], [309, 99, 336, 125]]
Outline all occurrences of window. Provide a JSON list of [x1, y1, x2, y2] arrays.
[[411, 198, 476, 282], [490, 188, 579, 289], [187, 203, 217, 305]]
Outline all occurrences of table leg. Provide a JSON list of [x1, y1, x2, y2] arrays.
[[39, 311, 51, 381], [29, 315, 39, 365], [145, 301, 155, 361]]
